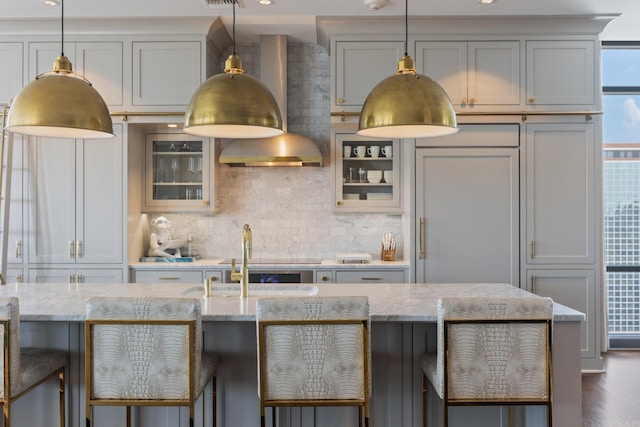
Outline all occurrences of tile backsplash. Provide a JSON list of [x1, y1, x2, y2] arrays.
[[146, 42, 404, 261]]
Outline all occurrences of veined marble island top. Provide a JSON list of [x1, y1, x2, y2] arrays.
[[0, 282, 583, 322]]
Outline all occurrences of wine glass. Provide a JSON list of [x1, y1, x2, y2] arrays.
[[194, 157, 203, 183], [170, 158, 179, 183]]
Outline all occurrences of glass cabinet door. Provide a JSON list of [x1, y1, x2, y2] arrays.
[[143, 133, 214, 213], [332, 130, 402, 213]]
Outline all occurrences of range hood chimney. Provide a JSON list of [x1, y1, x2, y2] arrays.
[[219, 35, 322, 166]]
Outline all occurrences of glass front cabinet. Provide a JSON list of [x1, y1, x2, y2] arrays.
[[332, 129, 401, 213], [143, 133, 216, 213]]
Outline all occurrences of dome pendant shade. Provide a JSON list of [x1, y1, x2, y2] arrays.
[[357, 70, 458, 139], [6, 59, 114, 139], [184, 63, 284, 139]]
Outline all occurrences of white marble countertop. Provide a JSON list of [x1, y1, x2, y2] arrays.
[[0, 282, 583, 322], [129, 259, 411, 269]]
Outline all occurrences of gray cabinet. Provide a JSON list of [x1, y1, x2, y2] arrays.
[[27, 268, 123, 283], [415, 40, 520, 110], [28, 41, 124, 108], [524, 122, 596, 264], [133, 269, 204, 284], [27, 125, 124, 266], [5, 135, 25, 265], [522, 119, 602, 370], [332, 40, 404, 113], [332, 128, 402, 213], [0, 42, 23, 105], [527, 269, 596, 359], [132, 41, 202, 107], [335, 269, 406, 283], [526, 40, 596, 108], [415, 125, 520, 285], [143, 132, 216, 213]]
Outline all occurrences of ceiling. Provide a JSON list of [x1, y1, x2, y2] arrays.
[[3, 0, 639, 43]]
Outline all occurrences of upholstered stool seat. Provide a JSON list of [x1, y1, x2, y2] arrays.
[[0, 297, 67, 427], [256, 296, 371, 427], [422, 296, 554, 427], [85, 297, 218, 427]]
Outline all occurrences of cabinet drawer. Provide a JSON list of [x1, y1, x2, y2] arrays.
[[335, 270, 405, 284], [133, 269, 203, 284]]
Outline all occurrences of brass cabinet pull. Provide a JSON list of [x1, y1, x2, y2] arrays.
[[159, 277, 180, 281], [202, 200, 210, 206], [419, 218, 425, 259], [468, 98, 476, 104], [77, 275, 84, 283], [209, 276, 218, 282], [361, 277, 382, 281], [69, 241, 75, 259], [15, 274, 22, 284], [337, 201, 343, 207], [529, 241, 534, 258], [69, 274, 75, 284], [15, 240, 21, 259], [461, 98, 467, 105], [321, 276, 330, 282], [527, 97, 535, 104], [337, 97, 345, 104], [530, 275, 536, 292], [76, 240, 83, 259]]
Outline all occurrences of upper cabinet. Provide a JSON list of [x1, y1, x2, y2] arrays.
[[0, 42, 23, 105], [143, 132, 216, 214], [332, 40, 404, 114], [331, 128, 402, 213], [525, 40, 596, 109], [28, 41, 124, 108], [415, 41, 520, 111], [132, 41, 202, 108], [1, 18, 218, 113]]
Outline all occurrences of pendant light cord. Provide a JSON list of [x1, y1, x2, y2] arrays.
[[60, 0, 65, 56], [404, 0, 408, 56], [232, 0, 236, 55]]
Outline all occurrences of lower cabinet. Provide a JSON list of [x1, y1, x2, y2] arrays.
[[27, 268, 124, 283], [526, 269, 597, 362], [335, 270, 406, 284], [132, 269, 204, 284]]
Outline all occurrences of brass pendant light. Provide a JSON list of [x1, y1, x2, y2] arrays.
[[183, 0, 283, 139], [6, 0, 113, 139], [357, 0, 458, 139]]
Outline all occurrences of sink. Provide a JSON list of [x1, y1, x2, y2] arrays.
[[209, 285, 319, 297]]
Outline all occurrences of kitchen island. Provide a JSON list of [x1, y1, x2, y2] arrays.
[[0, 282, 583, 427]]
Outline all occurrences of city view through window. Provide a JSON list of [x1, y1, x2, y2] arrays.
[[602, 44, 640, 347]]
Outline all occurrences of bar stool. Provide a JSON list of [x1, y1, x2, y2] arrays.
[[256, 296, 371, 427], [85, 297, 218, 427], [422, 296, 554, 427], [0, 297, 67, 427]]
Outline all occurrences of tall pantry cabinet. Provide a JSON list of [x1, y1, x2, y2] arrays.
[[26, 126, 125, 283]]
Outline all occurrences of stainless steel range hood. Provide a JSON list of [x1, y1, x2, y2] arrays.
[[219, 35, 322, 167]]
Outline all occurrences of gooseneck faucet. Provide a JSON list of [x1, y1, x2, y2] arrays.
[[231, 224, 252, 298]]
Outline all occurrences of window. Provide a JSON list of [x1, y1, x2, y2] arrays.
[[602, 42, 640, 348]]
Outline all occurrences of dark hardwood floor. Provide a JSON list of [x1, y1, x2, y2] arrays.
[[582, 351, 640, 426]]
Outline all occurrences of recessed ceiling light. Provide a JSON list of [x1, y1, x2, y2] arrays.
[[167, 124, 178, 128], [257, 0, 274, 5], [41, 0, 60, 6], [479, 0, 495, 4]]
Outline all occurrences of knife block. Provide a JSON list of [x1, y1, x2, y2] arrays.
[[381, 245, 396, 261]]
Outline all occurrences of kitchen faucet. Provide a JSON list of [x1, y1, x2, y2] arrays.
[[230, 224, 252, 297]]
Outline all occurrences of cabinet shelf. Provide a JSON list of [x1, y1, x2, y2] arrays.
[[332, 130, 402, 213]]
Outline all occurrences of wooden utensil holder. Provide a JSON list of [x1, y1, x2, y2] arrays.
[[381, 245, 396, 261]]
